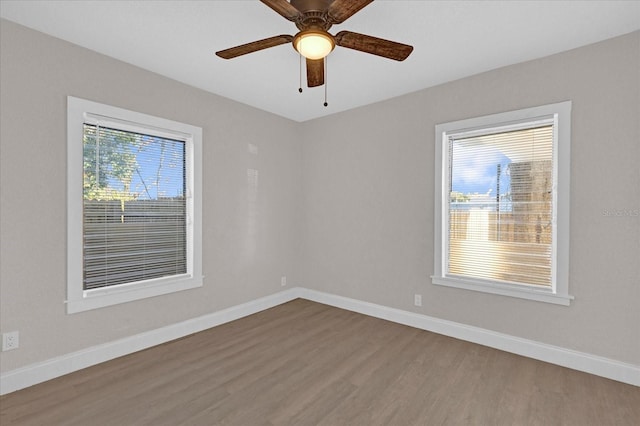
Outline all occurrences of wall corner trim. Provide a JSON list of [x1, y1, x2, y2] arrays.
[[2, 287, 637, 395]]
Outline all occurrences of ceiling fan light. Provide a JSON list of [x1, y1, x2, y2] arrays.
[[294, 30, 335, 60]]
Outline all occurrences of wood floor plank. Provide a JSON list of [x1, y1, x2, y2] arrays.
[[1, 299, 638, 425]]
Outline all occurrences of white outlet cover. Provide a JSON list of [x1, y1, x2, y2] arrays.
[[2, 331, 19, 351]]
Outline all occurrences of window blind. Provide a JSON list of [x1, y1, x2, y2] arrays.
[[448, 124, 554, 287], [82, 124, 187, 290]]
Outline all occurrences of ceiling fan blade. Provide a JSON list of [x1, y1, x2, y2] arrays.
[[327, 0, 373, 24], [335, 31, 413, 61], [260, 0, 303, 21], [216, 35, 293, 59], [307, 58, 324, 87]]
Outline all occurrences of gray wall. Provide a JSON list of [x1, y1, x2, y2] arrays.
[[301, 31, 640, 365], [0, 20, 303, 372], [1, 18, 638, 374]]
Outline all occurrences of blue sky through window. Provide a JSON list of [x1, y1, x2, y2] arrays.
[[451, 140, 511, 198], [83, 124, 185, 200], [129, 135, 185, 200]]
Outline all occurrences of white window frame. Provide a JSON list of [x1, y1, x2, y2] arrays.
[[432, 101, 573, 305], [67, 96, 203, 313]]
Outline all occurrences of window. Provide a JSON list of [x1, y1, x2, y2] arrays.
[[67, 97, 202, 313], [432, 102, 572, 305]]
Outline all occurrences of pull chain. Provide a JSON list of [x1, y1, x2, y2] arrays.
[[298, 54, 303, 93], [323, 56, 328, 107]]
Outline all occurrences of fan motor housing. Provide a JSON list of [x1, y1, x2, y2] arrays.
[[291, 0, 332, 31], [290, 0, 331, 13]]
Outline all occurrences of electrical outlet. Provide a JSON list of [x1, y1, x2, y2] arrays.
[[414, 294, 422, 307], [2, 331, 19, 351], [281, 276, 287, 287]]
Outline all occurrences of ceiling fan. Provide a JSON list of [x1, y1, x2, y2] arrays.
[[215, 0, 414, 89]]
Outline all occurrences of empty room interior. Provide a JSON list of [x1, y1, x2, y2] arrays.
[[1, 1, 639, 425]]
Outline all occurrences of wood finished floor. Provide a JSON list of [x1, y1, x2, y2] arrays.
[[1, 299, 638, 426]]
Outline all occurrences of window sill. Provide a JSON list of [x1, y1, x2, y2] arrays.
[[66, 275, 204, 314], [431, 276, 573, 306]]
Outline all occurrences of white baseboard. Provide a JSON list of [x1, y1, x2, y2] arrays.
[[297, 288, 640, 387], [2, 286, 637, 395], [0, 288, 300, 395]]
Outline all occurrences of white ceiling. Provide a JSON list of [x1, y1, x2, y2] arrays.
[[1, 1, 639, 122]]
